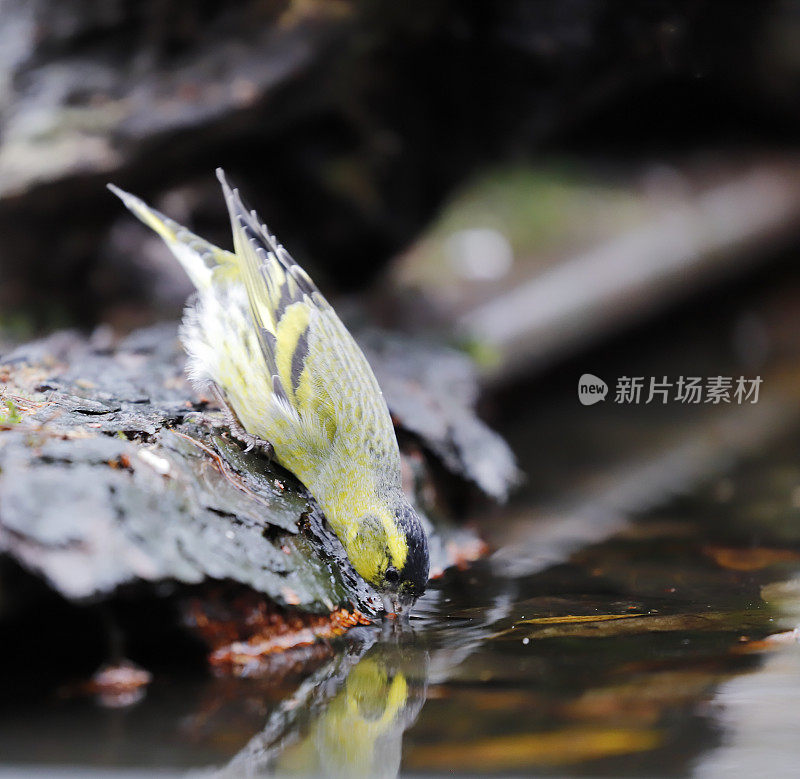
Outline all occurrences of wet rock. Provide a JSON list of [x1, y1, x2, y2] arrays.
[[0, 323, 514, 615], [83, 660, 153, 709], [361, 330, 519, 502]]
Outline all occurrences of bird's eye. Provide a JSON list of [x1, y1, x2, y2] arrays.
[[385, 566, 400, 584]]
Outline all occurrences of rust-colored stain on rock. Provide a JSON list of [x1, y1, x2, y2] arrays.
[[186, 587, 371, 674]]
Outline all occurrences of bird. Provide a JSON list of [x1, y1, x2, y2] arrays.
[[108, 170, 429, 615]]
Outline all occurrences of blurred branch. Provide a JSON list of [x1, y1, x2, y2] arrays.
[[461, 163, 800, 381], [0, 0, 783, 325]]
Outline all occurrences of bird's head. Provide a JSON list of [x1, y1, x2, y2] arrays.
[[347, 497, 429, 615]]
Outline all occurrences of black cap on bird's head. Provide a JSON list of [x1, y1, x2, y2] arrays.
[[398, 506, 430, 597], [381, 503, 430, 616], [349, 497, 430, 616]]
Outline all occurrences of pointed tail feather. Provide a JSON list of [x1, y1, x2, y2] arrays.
[[107, 183, 235, 291]]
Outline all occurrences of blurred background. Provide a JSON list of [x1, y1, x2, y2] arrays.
[[7, 1, 800, 776], [3, 0, 800, 355]]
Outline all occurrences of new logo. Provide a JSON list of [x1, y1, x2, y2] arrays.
[[578, 374, 607, 405]]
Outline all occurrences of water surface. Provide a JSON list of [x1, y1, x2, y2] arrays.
[[4, 431, 800, 777]]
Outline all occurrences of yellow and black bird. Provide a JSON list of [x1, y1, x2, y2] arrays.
[[109, 170, 429, 614]]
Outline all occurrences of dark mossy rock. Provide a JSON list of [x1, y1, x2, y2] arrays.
[[0, 323, 515, 614]]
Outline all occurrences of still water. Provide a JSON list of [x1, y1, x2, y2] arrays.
[[4, 427, 800, 777]]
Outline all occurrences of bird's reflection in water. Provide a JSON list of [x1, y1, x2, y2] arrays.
[[222, 629, 428, 778], [304, 642, 428, 777], [221, 570, 512, 777]]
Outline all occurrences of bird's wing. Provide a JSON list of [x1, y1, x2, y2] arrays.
[[107, 184, 236, 290], [216, 169, 399, 473], [306, 307, 400, 471], [216, 169, 321, 420]]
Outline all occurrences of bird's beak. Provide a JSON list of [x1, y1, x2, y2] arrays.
[[381, 592, 416, 619]]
